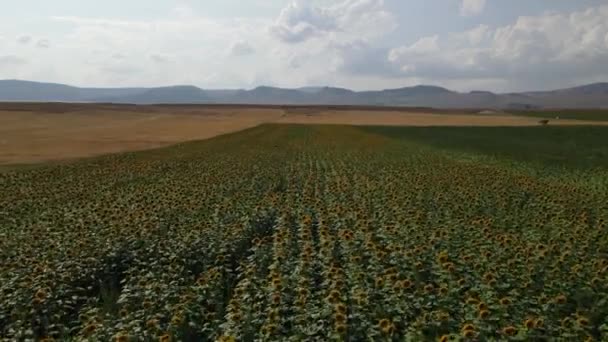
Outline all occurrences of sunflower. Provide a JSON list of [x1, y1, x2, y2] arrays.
[[437, 311, 450, 322], [524, 318, 535, 329], [424, 284, 434, 293], [461, 330, 475, 338], [438, 335, 449, 342], [500, 297, 512, 306], [34, 289, 47, 300], [113, 333, 129, 342], [159, 334, 171, 342], [231, 312, 243, 322], [466, 297, 479, 305], [271, 293, 281, 306], [146, 319, 159, 329], [437, 252, 449, 264], [264, 324, 278, 335], [502, 326, 517, 336], [477, 302, 488, 311], [534, 318, 544, 328], [335, 303, 347, 314], [461, 323, 475, 332], [478, 309, 490, 319], [335, 323, 347, 334], [577, 316, 590, 327], [334, 313, 347, 323], [555, 294, 567, 304], [218, 336, 237, 342], [401, 279, 413, 289], [483, 272, 495, 282], [170, 314, 183, 326], [378, 318, 391, 333], [82, 323, 97, 337]]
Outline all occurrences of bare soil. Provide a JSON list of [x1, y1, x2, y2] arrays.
[[1, 103, 605, 165]]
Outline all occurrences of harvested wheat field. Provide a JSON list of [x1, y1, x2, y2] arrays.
[[1, 103, 606, 165]]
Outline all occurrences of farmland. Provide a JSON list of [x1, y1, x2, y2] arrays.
[[2, 124, 608, 341], [2, 103, 607, 165]]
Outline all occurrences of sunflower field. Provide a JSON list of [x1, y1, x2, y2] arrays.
[[1, 124, 608, 341]]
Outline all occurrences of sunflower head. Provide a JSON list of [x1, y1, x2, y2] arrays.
[[146, 319, 159, 329], [466, 297, 479, 305], [334, 313, 347, 323], [502, 326, 517, 336], [35, 289, 47, 300], [461, 329, 475, 338], [218, 336, 237, 342], [577, 316, 590, 327], [524, 318, 535, 329], [555, 294, 567, 304], [83, 323, 97, 337], [335, 303, 347, 314], [335, 323, 347, 334], [478, 309, 490, 319], [378, 318, 391, 332], [534, 318, 544, 328], [438, 335, 449, 342], [461, 323, 475, 332], [114, 333, 129, 342], [159, 334, 171, 342], [437, 311, 450, 321], [401, 279, 413, 289], [500, 297, 512, 306]]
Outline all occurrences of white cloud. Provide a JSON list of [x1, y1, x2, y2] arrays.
[[270, 0, 396, 44], [150, 54, 171, 63], [229, 40, 255, 56], [460, 0, 486, 17], [388, 5, 608, 88], [17, 35, 32, 44], [36, 39, 50, 49], [0, 55, 28, 68]]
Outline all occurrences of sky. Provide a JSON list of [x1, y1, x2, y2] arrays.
[[1, 0, 607, 92]]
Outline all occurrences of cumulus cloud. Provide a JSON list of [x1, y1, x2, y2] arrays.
[[17, 35, 32, 44], [388, 5, 608, 87], [150, 54, 170, 63], [0, 55, 28, 68], [36, 39, 50, 49], [460, 0, 486, 17], [270, 0, 396, 43], [229, 40, 255, 56], [330, 40, 399, 77]]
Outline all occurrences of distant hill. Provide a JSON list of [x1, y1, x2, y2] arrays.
[[1, 79, 607, 108], [97, 85, 210, 104]]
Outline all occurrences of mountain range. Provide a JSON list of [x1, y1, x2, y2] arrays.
[[1, 79, 608, 109]]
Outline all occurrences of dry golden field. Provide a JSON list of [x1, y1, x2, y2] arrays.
[[1, 103, 605, 165]]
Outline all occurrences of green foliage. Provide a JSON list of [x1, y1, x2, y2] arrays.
[[1, 124, 607, 341], [511, 109, 608, 122]]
